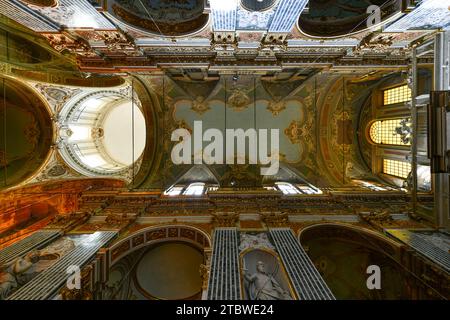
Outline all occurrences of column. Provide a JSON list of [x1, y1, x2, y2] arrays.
[[269, 228, 335, 300], [206, 228, 241, 300]]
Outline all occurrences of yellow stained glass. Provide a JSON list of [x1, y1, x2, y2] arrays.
[[369, 119, 411, 146], [383, 85, 411, 105], [383, 159, 411, 179]]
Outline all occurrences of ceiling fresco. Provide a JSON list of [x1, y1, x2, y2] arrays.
[[109, 0, 209, 36], [130, 71, 385, 190], [133, 74, 315, 189], [298, 0, 402, 37], [315, 73, 383, 186], [0, 178, 124, 239]]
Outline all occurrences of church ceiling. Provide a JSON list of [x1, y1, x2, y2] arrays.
[[0, 0, 439, 73], [0, 1, 448, 304], [127, 70, 386, 190], [0, 67, 401, 191]]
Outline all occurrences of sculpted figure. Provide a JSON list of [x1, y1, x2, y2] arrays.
[[244, 261, 292, 300], [0, 252, 37, 299], [0, 250, 59, 299]]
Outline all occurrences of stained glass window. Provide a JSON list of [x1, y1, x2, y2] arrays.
[[369, 119, 411, 146], [383, 85, 411, 105], [383, 159, 411, 179]]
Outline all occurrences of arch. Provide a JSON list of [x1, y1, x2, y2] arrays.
[[0, 76, 54, 190], [124, 76, 160, 189], [297, 0, 402, 39], [297, 223, 420, 300], [131, 242, 204, 300], [108, 224, 211, 266], [107, 0, 210, 37], [367, 118, 411, 146], [298, 223, 401, 253], [10, 70, 126, 87]]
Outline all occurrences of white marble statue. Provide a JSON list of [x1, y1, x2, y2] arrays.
[[244, 261, 292, 300]]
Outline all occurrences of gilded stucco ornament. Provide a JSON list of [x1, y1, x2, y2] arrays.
[[191, 96, 210, 115], [260, 212, 289, 228], [211, 211, 240, 228], [227, 88, 251, 112], [239, 233, 276, 252], [266, 99, 286, 116], [284, 120, 311, 145], [34, 83, 82, 113]]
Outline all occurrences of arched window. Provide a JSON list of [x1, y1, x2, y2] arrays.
[[275, 182, 322, 195], [164, 186, 184, 196], [369, 119, 411, 146], [383, 84, 411, 105], [164, 183, 213, 196], [297, 185, 322, 195], [183, 183, 206, 196], [353, 180, 396, 191], [276, 182, 300, 195]]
